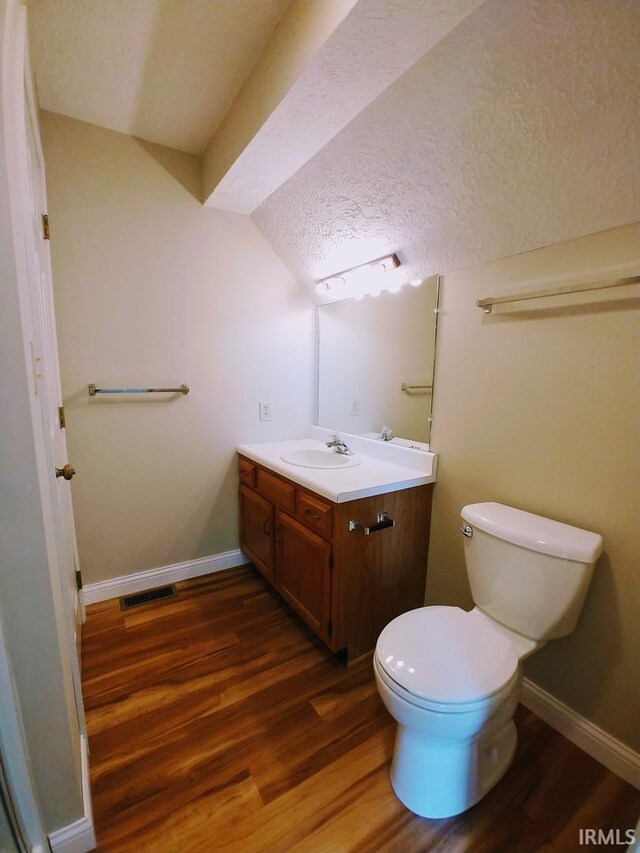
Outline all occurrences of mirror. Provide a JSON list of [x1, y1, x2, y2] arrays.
[[317, 276, 439, 446]]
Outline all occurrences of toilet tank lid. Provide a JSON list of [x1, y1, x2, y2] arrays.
[[461, 502, 603, 563]]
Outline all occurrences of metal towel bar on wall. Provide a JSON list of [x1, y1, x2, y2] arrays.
[[88, 384, 190, 396], [401, 383, 432, 395], [476, 274, 639, 313]]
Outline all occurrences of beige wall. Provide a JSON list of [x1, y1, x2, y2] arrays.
[[40, 112, 315, 585], [427, 223, 640, 750]]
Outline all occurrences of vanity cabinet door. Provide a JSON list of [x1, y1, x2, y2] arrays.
[[239, 485, 274, 582], [275, 511, 332, 644]]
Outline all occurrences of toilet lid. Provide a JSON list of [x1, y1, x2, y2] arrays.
[[376, 606, 518, 705]]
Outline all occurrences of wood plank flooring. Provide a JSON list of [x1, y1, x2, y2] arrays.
[[82, 565, 639, 852]]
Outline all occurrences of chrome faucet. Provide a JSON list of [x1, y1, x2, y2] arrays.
[[326, 434, 353, 455], [380, 426, 394, 441]]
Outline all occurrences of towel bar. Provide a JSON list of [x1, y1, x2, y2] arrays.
[[88, 384, 189, 396]]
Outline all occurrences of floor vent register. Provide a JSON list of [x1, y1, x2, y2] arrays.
[[119, 585, 178, 610]]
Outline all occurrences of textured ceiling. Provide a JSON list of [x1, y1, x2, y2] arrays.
[[28, 0, 290, 155], [28, 0, 640, 296], [254, 0, 640, 300], [29, 0, 486, 210], [205, 0, 485, 213]]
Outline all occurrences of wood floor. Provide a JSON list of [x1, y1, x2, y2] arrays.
[[82, 565, 639, 853]]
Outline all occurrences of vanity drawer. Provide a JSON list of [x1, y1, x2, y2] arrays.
[[297, 491, 333, 540], [238, 456, 256, 488], [256, 467, 296, 513]]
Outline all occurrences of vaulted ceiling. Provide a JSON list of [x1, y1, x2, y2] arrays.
[[28, 0, 291, 156], [29, 0, 640, 300], [29, 0, 487, 212], [254, 0, 640, 296]]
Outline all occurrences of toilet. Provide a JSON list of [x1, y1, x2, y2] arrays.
[[374, 501, 603, 819]]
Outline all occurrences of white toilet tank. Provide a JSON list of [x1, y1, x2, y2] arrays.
[[460, 503, 603, 641]]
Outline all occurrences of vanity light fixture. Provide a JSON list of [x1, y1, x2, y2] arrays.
[[315, 253, 401, 296]]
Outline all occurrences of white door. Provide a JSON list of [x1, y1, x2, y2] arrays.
[[20, 50, 87, 737]]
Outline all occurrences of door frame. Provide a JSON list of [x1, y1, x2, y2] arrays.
[[4, 0, 87, 742], [0, 608, 47, 853], [20, 3, 88, 741], [0, 1, 94, 848]]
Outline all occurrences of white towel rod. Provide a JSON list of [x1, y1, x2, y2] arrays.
[[477, 274, 639, 314]]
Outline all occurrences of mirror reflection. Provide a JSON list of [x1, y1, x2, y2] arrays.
[[317, 276, 439, 446]]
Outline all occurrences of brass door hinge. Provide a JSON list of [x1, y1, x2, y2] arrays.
[[58, 405, 66, 429], [75, 569, 83, 591], [42, 214, 50, 240]]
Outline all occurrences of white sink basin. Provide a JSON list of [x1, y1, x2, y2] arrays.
[[281, 448, 361, 469]]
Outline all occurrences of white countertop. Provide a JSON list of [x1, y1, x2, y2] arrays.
[[237, 426, 437, 503]]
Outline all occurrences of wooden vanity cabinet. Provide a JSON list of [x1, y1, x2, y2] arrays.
[[238, 454, 433, 662]]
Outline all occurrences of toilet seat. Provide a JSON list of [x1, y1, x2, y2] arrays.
[[375, 606, 519, 712], [374, 655, 520, 716]]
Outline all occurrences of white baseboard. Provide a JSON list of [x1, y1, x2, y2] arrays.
[[521, 678, 640, 790], [48, 816, 94, 853], [48, 735, 96, 853], [81, 549, 250, 606]]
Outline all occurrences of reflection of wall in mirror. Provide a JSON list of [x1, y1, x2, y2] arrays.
[[318, 279, 437, 443]]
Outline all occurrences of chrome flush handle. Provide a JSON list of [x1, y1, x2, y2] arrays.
[[460, 524, 473, 538]]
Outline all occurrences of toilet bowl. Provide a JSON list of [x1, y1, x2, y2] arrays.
[[374, 606, 521, 818], [374, 502, 602, 819]]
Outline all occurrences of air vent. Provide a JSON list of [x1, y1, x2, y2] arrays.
[[120, 585, 177, 611]]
